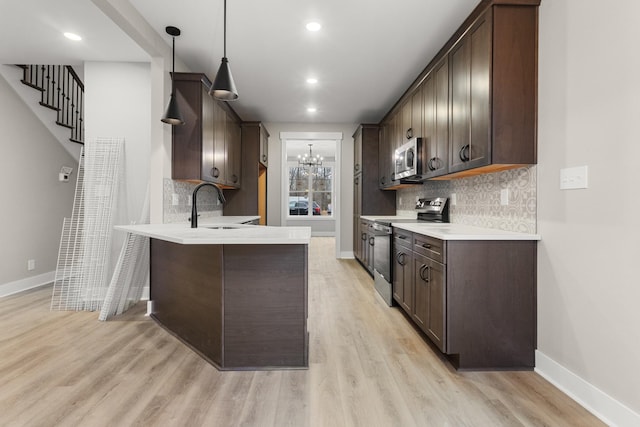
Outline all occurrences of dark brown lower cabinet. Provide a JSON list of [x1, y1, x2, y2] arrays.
[[413, 252, 446, 352], [356, 219, 375, 275], [392, 230, 413, 314], [392, 229, 536, 370], [150, 239, 308, 370]]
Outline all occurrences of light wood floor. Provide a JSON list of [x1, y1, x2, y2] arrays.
[[0, 237, 604, 427]]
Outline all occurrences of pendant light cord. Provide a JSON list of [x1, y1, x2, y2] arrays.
[[223, 0, 227, 58], [171, 35, 176, 94]]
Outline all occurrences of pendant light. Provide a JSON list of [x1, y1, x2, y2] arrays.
[[161, 26, 185, 125], [210, 0, 238, 100]]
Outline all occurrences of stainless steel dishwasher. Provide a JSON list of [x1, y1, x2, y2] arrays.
[[371, 222, 393, 306]]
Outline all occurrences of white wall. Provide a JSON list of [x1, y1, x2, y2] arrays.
[[84, 61, 151, 278], [0, 72, 77, 293], [537, 0, 640, 424], [85, 61, 151, 225], [265, 122, 358, 256]]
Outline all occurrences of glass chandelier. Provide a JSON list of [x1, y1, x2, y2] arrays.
[[298, 144, 323, 169]]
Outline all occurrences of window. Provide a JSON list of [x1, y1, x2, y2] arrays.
[[288, 165, 333, 216], [285, 139, 335, 218]]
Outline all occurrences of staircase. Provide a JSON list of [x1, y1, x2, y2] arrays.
[[17, 64, 84, 145]]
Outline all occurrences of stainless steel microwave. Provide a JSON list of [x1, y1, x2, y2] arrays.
[[394, 137, 423, 180]]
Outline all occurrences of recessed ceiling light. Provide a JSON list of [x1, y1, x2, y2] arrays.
[[306, 78, 318, 84], [307, 107, 317, 113], [306, 22, 322, 32], [64, 32, 82, 41]]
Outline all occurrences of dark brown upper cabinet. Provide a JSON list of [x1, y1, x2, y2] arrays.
[[410, 86, 423, 141], [422, 56, 449, 179], [171, 72, 242, 189], [379, 0, 539, 182], [444, 3, 538, 178], [353, 124, 395, 213], [224, 122, 269, 223], [259, 126, 269, 168], [448, 13, 491, 174]]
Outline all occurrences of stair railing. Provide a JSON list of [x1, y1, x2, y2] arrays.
[[18, 64, 84, 144]]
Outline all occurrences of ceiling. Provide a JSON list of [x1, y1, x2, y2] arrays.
[[1, 0, 480, 124]]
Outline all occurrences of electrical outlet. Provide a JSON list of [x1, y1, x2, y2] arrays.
[[399, 197, 403, 205], [500, 189, 509, 205], [450, 193, 457, 206], [27, 259, 35, 271], [172, 193, 179, 206]]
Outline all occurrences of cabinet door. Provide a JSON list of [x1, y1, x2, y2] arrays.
[[422, 58, 449, 178], [353, 128, 363, 175], [200, 86, 216, 181], [172, 75, 204, 181], [225, 116, 241, 187], [353, 175, 362, 261], [211, 101, 226, 184], [413, 252, 446, 352], [366, 230, 375, 273], [378, 123, 395, 188], [390, 113, 402, 181], [359, 220, 370, 267], [393, 246, 413, 315], [259, 125, 269, 167], [401, 100, 412, 141], [411, 86, 423, 140], [449, 13, 491, 173]]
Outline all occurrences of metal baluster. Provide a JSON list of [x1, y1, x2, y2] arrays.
[[59, 67, 65, 125], [79, 89, 83, 141], [62, 68, 69, 123], [47, 65, 52, 106], [40, 65, 44, 90], [65, 69, 70, 127], [70, 70, 75, 128], [51, 65, 60, 114]]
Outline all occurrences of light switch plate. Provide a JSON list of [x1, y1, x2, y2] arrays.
[[500, 189, 509, 205], [560, 166, 588, 190], [450, 193, 456, 206], [172, 193, 179, 206]]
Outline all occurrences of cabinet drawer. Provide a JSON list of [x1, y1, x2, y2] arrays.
[[393, 229, 412, 250], [413, 234, 446, 263]]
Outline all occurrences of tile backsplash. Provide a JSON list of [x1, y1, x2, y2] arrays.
[[163, 179, 223, 223], [396, 166, 536, 233]]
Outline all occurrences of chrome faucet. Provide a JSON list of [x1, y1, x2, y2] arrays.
[[191, 182, 226, 228]]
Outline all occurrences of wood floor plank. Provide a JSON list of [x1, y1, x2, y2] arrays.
[[0, 237, 605, 427]]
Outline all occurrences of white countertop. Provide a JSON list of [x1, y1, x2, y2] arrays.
[[115, 217, 311, 245], [392, 222, 540, 241], [360, 215, 417, 222]]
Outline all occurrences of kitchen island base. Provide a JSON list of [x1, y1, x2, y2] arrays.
[[150, 239, 308, 370]]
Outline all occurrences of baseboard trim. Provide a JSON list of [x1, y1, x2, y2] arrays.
[[310, 231, 335, 237], [0, 271, 55, 298], [535, 350, 640, 427], [339, 251, 355, 259]]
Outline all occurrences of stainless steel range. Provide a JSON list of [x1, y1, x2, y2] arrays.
[[372, 197, 449, 306]]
